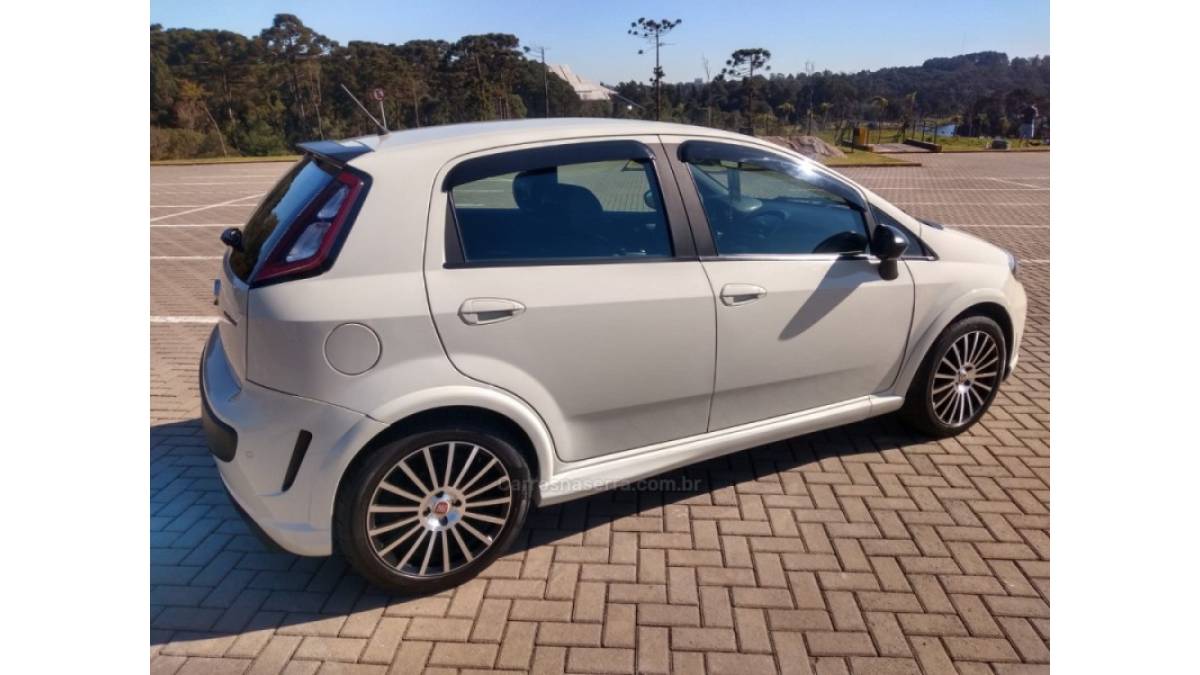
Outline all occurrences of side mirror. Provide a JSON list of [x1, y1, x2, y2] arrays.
[[220, 227, 244, 252], [871, 223, 908, 260], [871, 224, 908, 280]]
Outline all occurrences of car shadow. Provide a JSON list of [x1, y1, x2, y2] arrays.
[[778, 260, 874, 341], [150, 413, 927, 646]]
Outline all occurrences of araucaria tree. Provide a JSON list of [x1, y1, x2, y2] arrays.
[[721, 48, 771, 134], [627, 18, 682, 120]]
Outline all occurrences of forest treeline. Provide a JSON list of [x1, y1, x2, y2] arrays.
[[150, 15, 1050, 159]]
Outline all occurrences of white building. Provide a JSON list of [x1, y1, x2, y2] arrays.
[[547, 64, 617, 102]]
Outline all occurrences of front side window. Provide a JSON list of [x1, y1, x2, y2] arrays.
[[686, 154, 869, 256], [449, 157, 672, 263]]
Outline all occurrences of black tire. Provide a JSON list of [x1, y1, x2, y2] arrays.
[[335, 423, 533, 594], [900, 315, 1007, 438]]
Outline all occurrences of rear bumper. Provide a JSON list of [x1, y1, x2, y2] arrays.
[[200, 328, 386, 556]]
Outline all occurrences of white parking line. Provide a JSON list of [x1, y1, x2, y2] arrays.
[[986, 177, 1045, 189], [948, 223, 1049, 229], [151, 256, 223, 260], [150, 223, 241, 228], [875, 187, 1048, 192], [152, 180, 281, 186], [149, 193, 264, 222], [150, 316, 220, 324], [894, 202, 1046, 206], [151, 203, 257, 208]]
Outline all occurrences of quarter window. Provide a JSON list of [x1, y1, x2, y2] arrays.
[[449, 157, 673, 262], [686, 155, 869, 256]]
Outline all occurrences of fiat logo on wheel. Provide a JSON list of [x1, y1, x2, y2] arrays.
[[432, 502, 450, 516]]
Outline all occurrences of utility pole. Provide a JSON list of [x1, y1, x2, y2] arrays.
[[524, 44, 551, 117], [805, 60, 815, 136]]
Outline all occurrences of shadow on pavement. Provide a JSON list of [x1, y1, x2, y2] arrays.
[[150, 413, 925, 646]]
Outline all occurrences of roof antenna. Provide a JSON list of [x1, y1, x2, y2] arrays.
[[340, 84, 389, 136]]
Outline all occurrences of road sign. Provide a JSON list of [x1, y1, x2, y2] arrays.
[[370, 88, 385, 101]]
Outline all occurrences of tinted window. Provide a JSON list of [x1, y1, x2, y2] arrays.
[[230, 158, 336, 280], [687, 158, 869, 256], [450, 158, 672, 262]]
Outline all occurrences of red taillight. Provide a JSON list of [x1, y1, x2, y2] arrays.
[[251, 170, 365, 286]]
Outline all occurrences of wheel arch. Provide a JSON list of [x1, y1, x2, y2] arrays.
[[315, 386, 557, 538], [894, 291, 1017, 398]]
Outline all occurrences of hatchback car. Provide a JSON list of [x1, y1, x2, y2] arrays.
[[202, 118, 1026, 593]]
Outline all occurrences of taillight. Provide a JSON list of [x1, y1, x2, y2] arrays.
[[252, 170, 365, 286]]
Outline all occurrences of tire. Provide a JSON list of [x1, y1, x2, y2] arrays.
[[335, 423, 533, 594], [900, 315, 1007, 438]]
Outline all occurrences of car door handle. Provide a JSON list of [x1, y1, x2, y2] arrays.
[[719, 284, 767, 306], [458, 298, 526, 325]]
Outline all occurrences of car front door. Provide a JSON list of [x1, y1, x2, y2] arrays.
[[662, 137, 915, 431], [424, 138, 716, 463]]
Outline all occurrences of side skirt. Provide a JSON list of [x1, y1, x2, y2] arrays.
[[537, 395, 904, 506]]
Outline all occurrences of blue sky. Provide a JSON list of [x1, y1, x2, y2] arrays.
[[150, 1, 1049, 84]]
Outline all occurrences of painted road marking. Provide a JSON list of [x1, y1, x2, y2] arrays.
[[946, 223, 1049, 229], [150, 223, 242, 228], [151, 256, 223, 260], [150, 316, 220, 324], [149, 193, 264, 222], [875, 187, 1048, 192]]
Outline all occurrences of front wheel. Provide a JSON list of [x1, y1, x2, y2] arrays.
[[335, 425, 532, 594], [900, 315, 1007, 437]]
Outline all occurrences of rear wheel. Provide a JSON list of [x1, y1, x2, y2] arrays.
[[336, 424, 532, 594], [900, 315, 1007, 437]]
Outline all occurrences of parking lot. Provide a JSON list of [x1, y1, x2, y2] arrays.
[[151, 151, 1049, 675]]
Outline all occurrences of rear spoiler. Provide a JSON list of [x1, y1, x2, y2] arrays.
[[296, 139, 375, 165]]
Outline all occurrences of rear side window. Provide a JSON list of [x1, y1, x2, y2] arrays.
[[449, 157, 672, 263], [230, 158, 336, 280]]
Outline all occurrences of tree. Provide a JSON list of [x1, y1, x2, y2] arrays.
[[627, 18, 682, 120], [720, 48, 771, 134], [522, 45, 551, 117], [259, 14, 335, 139], [446, 34, 525, 121], [869, 96, 888, 142]]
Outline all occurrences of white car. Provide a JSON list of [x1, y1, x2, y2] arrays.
[[201, 118, 1026, 593]]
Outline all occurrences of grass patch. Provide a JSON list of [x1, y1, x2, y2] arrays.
[[151, 155, 301, 166]]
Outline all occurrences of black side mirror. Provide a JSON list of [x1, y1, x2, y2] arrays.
[[871, 223, 908, 260], [220, 227, 244, 252], [871, 223, 908, 280]]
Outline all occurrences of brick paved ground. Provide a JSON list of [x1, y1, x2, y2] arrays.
[[151, 152, 1049, 675]]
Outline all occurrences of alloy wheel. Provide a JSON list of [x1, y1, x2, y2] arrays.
[[930, 330, 1000, 427], [366, 442, 512, 577]]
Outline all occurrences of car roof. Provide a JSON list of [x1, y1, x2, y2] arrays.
[[347, 118, 755, 156]]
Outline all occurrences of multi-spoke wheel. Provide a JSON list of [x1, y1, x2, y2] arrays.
[[901, 315, 1007, 437], [336, 424, 532, 593]]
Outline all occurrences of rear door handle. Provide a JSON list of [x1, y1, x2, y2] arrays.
[[719, 284, 767, 306], [458, 298, 526, 325]]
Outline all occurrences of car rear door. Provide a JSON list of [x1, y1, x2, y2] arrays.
[[424, 138, 717, 463], [662, 136, 915, 431]]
